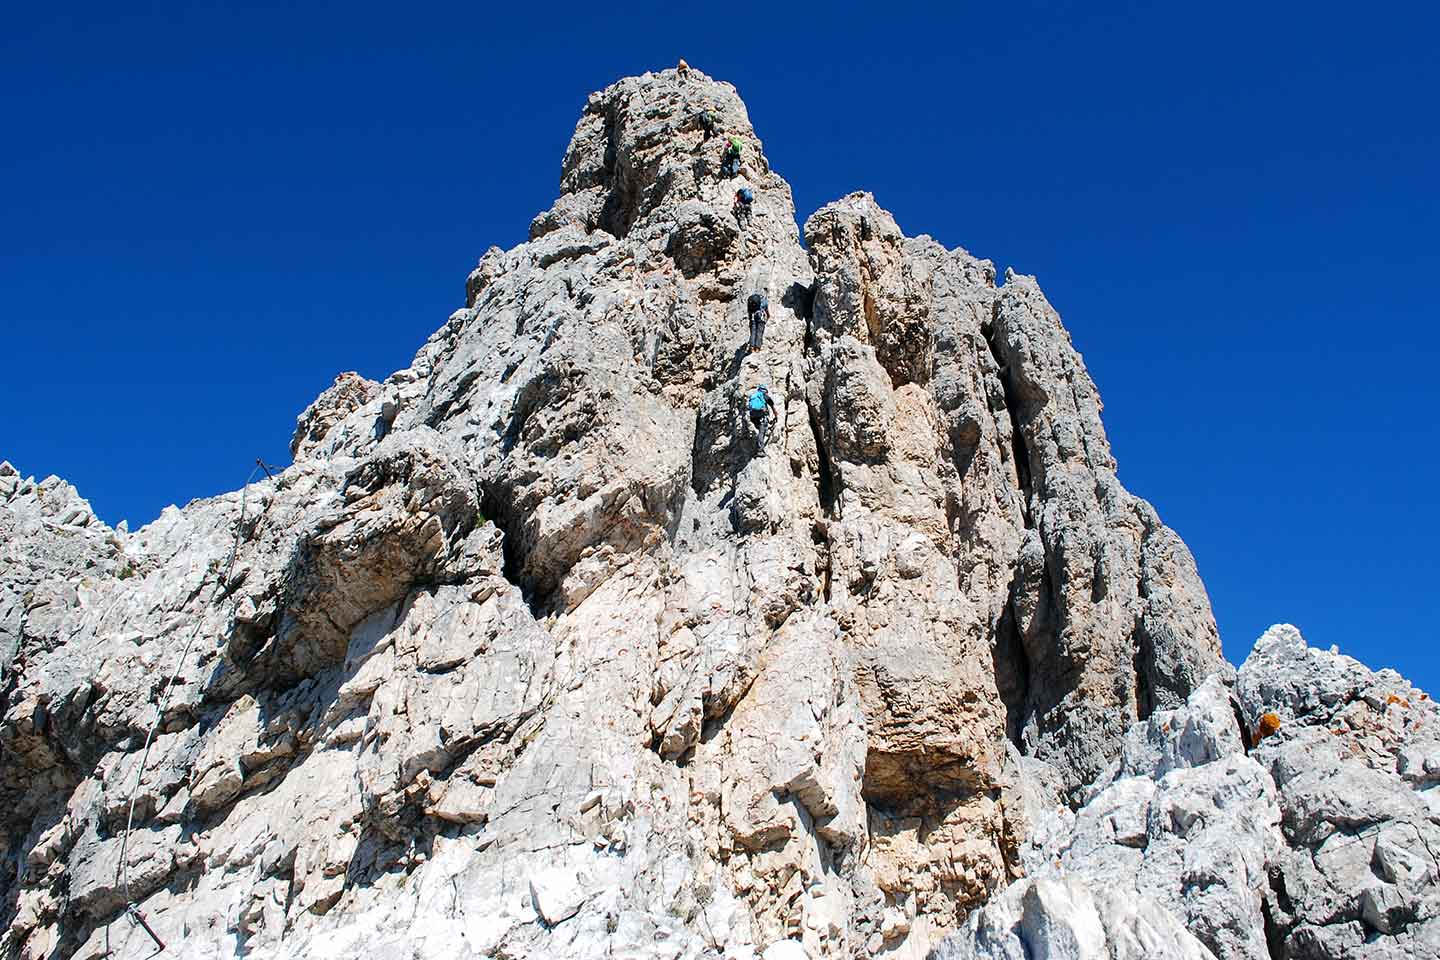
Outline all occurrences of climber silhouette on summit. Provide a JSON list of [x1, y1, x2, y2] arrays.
[[747, 385, 778, 456], [734, 186, 754, 228], [721, 137, 744, 178], [746, 292, 769, 352]]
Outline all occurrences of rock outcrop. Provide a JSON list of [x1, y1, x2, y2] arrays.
[[3, 65, 1417, 960], [1238, 626, 1440, 958], [934, 626, 1440, 960]]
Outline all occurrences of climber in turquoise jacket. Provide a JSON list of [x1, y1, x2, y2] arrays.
[[748, 385, 778, 456]]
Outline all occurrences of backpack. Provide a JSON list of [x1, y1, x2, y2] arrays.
[[747, 293, 767, 313], [737, 187, 754, 204], [748, 389, 767, 411]]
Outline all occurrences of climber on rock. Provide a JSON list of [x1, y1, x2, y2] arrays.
[[699, 109, 718, 141], [734, 186, 754, 227], [721, 137, 744, 178], [747, 291, 769, 352], [747, 384, 778, 456]]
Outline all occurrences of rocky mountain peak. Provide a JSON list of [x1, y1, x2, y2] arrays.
[[1, 67, 1433, 960], [537, 67, 795, 242]]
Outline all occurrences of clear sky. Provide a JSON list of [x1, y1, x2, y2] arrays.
[[4, 2, 1437, 689]]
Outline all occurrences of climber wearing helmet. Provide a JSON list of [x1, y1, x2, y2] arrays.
[[747, 385, 778, 455], [721, 137, 744, 178], [734, 186, 754, 228], [699, 109, 718, 141], [746, 291, 769, 352]]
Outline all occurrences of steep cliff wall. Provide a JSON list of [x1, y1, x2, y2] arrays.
[[0, 66, 1268, 960]]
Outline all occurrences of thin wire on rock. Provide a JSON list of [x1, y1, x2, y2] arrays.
[[111, 464, 267, 950]]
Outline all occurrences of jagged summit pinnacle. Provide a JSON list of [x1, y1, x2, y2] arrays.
[[5, 67, 1430, 960], [533, 66, 796, 244]]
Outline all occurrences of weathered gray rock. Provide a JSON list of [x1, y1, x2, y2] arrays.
[[1, 65, 1227, 960], [987, 271, 1222, 791], [973, 674, 1281, 960], [938, 627, 1440, 960], [930, 875, 1216, 960], [291, 371, 384, 460], [1238, 624, 1440, 959]]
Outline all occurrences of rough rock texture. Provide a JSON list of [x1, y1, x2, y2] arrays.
[[930, 875, 1215, 960], [1238, 625, 1440, 959], [985, 675, 1280, 960], [934, 627, 1439, 960], [290, 371, 385, 461], [1, 67, 1236, 960], [0, 463, 130, 827], [0, 463, 126, 678]]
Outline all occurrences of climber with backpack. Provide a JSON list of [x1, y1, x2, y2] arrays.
[[734, 186, 754, 227], [721, 137, 744, 178], [747, 385, 778, 455], [699, 109, 718, 141], [746, 291, 769, 352]]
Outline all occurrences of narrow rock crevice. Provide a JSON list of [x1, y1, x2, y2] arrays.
[[501, 391, 536, 457], [782, 280, 816, 335], [1131, 625, 1155, 722], [981, 311, 1034, 527], [807, 404, 838, 518], [479, 485, 546, 618], [992, 598, 1031, 748], [1231, 697, 1255, 754], [595, 108, 636, 240], [1130, 517, 1157, 721], [1261, 869, 1291, 960]]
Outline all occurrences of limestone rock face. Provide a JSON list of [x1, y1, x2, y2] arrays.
[[290, 371, 384, 461], [2, 67, 1232, 960], [1237, 625, 1440, 959], [935, 627, 1440, 960], [929, 875, 1217, 960], [1000, 675, 1282, 960]]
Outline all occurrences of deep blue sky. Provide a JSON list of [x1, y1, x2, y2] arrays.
[[4, 3, 1437, 688]]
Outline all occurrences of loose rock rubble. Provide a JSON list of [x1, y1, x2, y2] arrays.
[[2, 66, 1421, 960]]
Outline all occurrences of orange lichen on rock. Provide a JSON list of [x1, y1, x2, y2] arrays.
[[1386, 693, 1411, 709], [1256, 712, 1283, 740]]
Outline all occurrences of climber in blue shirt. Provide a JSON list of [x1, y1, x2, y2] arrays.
[[747, 385, 778, 456]]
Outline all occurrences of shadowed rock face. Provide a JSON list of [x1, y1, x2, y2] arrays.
[[0, 67, 1226, 960]]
